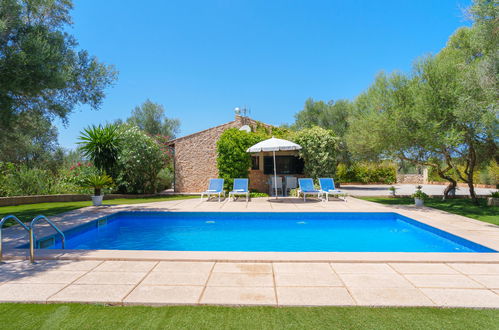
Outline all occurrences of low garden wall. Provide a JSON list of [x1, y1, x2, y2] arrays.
[[397, 174, 425, 184], [0, 194, 159, 207], [427, 181, 497, 189]]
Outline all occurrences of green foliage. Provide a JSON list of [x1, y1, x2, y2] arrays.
[[362, 197, 499, 225], [115, 125, 166, 194], [293, 127, 339, 180], [427, 160, 499, 186], [345, 0, 498, 202], [336, 163, 397, 184], [253, 122, 291, 139], [0, 112, 59, 166], [0, 304, 498, 330], [249, 192, 269, 198], [412, 188, 429, 200], [79, 173, 113, 196], [156, 167, 174, 191], [78, 124, 121, 177], [0, 0, 117, 128], [216, 128, 264, 190], [0, 165, 54, 196], [0, 196, 198, 226], [490, 191, 499, 198], [126, 99, 180, 139], [294, 98, 352, 137]]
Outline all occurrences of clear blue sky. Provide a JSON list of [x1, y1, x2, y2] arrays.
[[57, 0, 471, 149]]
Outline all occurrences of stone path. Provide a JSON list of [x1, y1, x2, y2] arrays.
[[1, 260, 498, 307]]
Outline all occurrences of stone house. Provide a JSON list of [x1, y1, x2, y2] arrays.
[[168, 115, 304, 193]]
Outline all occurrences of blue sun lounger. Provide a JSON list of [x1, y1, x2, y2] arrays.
[[228, 178, 249, 202], [200, 178, 225, 202], [298, 178, 321, 201], [319, 178, 347, 202]]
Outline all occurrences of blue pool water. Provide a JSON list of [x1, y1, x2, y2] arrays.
[[28, 212, 495, 252]]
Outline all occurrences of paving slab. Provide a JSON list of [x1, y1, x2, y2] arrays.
[[420, 288, 499, 308], [449, 263, 499, 275], [124, 285, 203, 305], [142, 272, 209, 286], [30, 260, 103, 271], [275, 272, 342, 287], [8, 270, 87, 284], [467, 275, 499, 289], [48, 284, 134, 304], [404, 274, 483, 288], [74, 271, 147, 285], [200, 286, 276, 305], [277, 287, 354, 306], [0, 283, 67, 303], [207, 272, 274, 287], [349, 287, 435, 306], [212, 263, 272, 274], [273, 262, 332, 273], [389, 263, 459, 274], [331, 263, 396, 274], [93, 261, 158, 272], [339, 273, 414, 288], [154, 261, 214, 273]]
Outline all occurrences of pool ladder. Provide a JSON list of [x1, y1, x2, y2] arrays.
[[0, 214, 65, 263]]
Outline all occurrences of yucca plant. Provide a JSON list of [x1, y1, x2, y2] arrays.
[[78, 124, 121, 177], [80, 173, 113, 196]]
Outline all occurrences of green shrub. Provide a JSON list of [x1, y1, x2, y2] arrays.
[[216, 128, 264, 190], [293, 126, 339, 180], [427, 161, 499, 186], [78, 124, 121, 178], [115, 125, 166, 193], [58, 162, 100, 190], [250, 192, 269, 198], [156, 167, 174, 191], [1, 166, 55, 196], [336, 162, 396, 184], [79, 173, 113, 196]]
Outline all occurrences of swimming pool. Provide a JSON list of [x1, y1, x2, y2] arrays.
[[26, 212, 495, 253]]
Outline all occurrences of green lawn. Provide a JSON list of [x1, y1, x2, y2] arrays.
[[0, 195, 197, 226], [360, 197, 499, 226], [0, 304, 497, 330]]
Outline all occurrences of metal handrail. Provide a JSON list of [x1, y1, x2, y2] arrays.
[[0, 215, 31, 262], [29, 215, 65, 263]]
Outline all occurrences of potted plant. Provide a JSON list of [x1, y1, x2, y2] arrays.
[[412, 185, 428, 207], [388, 186, 397, 197], [81, 173, 113, 206], [487, 191, 499, 206]]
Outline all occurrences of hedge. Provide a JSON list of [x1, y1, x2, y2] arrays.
[[336, 162, 397, 184]]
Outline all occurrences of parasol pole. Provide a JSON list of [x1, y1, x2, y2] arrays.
[[273, 150, 278, 199]]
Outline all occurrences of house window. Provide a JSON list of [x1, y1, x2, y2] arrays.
[[251, 156, 260, 170], [263, 156, 304, 175]]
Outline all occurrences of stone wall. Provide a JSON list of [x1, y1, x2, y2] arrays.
[[172, 116, 257, 193], [397, 174, 425, 184], [249, 170, 268, 193], [0, 194, 158, 207]]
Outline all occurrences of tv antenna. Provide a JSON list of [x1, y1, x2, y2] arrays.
[[234, 106, 250, 117]]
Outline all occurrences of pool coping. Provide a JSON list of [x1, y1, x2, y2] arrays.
[[2, 197, 499, 263]]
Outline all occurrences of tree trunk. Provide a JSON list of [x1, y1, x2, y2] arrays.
[[442, 179, 457, 200], [466, 149, 478, 204], [437, 162, 457, 200]]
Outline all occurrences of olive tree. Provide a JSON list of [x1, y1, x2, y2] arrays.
[[293, 127, 340, 181]]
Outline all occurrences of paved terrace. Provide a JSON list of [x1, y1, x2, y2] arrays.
[[1, 197, 498, 308]]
